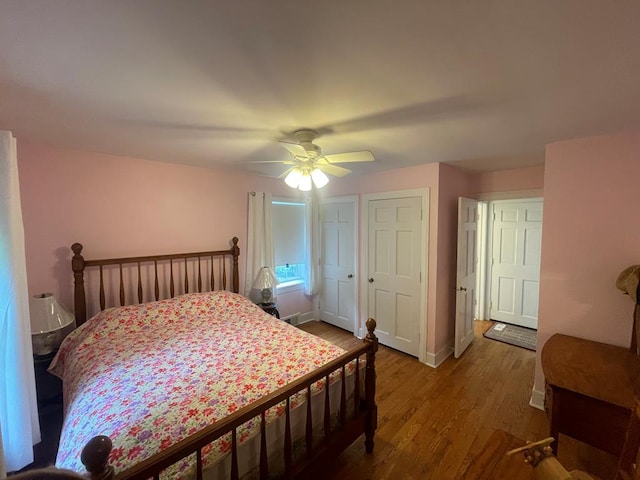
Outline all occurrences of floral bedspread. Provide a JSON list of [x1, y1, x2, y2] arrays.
[[50, 291, 349, 478]]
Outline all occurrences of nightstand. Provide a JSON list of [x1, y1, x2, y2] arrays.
[[258, 302, 280, 319], [34, 351, 62, 407], [33, 351, 64, 467]]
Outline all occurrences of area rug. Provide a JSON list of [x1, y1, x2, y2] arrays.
[[483, 322, 537, 351]]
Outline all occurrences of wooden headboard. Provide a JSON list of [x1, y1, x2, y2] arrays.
[[71, 237, 240, 327]]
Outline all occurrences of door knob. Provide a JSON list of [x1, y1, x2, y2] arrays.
[[368, 278, 374, 283], [348, 274, 353, 278], [457, 287, 467, 292]]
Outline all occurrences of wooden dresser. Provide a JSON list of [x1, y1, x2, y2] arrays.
[[541, 334, 639, 456]]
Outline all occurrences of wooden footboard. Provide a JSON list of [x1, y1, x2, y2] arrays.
[[78, 319, 378, 480]]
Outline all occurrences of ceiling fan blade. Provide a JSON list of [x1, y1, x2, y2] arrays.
[[278, 167, 295, 179], [319, 164, 352, 177], [279, 141, 310, 159], [242, 160, 296, 164], [323, 151, 375, 164]]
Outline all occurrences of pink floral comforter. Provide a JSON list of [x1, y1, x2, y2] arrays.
[[50, 291, 349, 477]]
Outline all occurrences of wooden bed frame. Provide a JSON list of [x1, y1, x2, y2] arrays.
[[65, 237, 378, 480]]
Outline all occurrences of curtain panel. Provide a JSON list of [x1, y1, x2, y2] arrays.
[[304, 189, 321, 296], [0, 131, 40, 473], [245, 192, 275, 301]]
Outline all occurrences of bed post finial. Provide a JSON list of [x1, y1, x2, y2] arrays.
[[231, 237, 240, 294], [363, 317, 378, 453], [71, 243, 87, 327], [81, 435, 114, 480]]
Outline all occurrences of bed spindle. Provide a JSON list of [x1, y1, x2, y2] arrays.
[[119, 264, 125, 306], [306, 385, 313, 456], [184, 257, 189, 294], [222, 258, 227, 290], [259, 411, 268, 479], [154, 260, 159, 301], [324, 375, 331, 441], [340, 365, 347, 428], [231, 429, 239, 480], [137, 262, 143, 304], [170, 259, 175, 298], [196, 449, 203, 480], [210, 255, 215, 291], [99, 265, 105, 311], [197, 258, 202, 293], [284, 398, 292, 475], [354, 358, 361, 418]]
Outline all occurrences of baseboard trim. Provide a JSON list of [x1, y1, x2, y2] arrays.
[[424, 345, 453, 368], [296, 311, 315, 325], [529, 387, 545, 411]]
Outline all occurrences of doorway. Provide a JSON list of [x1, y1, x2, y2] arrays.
[[487, 199, 543, 329]]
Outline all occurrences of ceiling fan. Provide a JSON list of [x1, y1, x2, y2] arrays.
[[267, 129, 375, 191]]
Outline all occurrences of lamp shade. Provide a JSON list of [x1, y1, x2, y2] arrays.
[[284, 168, 303, 189], [252, 266, 279, 304], [30, 293, 76, 356], [298, 173, 312, 192], [311, 168, 329, 188]]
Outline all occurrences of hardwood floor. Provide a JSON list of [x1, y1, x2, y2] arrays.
[[299, 320, 619, 479]]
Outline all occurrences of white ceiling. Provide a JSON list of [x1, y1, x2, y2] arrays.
[[1, 1, 639, 177]]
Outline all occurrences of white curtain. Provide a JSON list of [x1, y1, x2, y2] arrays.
[[245, 192, 275, 301], [0, 131, 40, 473], [304, 189, 321, 296]]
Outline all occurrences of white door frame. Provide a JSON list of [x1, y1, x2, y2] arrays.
[[360, 188, 429, 363], [475, 201, 489, 320], [483, 197, 544, 323], [319, 195, 359, 334]]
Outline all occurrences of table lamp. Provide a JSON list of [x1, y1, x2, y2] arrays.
[[252, 266, 279, 305], [30, 293, 76, 356]]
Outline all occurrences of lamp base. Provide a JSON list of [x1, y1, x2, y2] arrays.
[[32, 320, 76, 356], [257, 302, 280, 319]]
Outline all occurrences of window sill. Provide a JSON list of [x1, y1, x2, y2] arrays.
[[277, 280, 305, 295]]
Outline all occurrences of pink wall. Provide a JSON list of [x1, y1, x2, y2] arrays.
[[536, 131, 640, 389], [473, 165, 545, 194], [16, 142, 311, 317]]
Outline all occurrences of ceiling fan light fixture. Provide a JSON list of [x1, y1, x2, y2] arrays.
[[298, 173, 313, 191], [310, 168, 329, 188], [284, 168, 303, 188]]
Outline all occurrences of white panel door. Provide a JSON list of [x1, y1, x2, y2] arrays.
[[455, 197, 478, 358], [490, 199, 543, 329], [367, 196, 422, 356], [320, 199, 356, 332]]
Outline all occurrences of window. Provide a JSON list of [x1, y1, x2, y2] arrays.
[[272, 200, 306, 285]]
